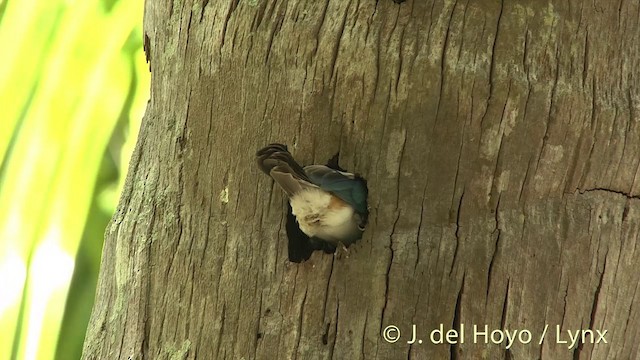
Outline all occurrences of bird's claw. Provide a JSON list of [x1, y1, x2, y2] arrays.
[[334, 244, 350, 259]]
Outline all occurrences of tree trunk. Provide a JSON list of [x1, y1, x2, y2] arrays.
[[82, 0, 640, 359]]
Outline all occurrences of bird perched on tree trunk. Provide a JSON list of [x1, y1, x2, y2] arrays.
[[256, 143, 369, 262]]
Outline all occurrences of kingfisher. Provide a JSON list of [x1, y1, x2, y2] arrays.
[[256, 143, 369, 262]]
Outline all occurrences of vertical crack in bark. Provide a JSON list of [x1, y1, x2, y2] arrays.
[[184, 11, 194, 60], [534, 44, 560, 177], [252, 292, 263, 360], [588, 256, 607, 331], [200, 0, 209, 22], [450, 93, 467, 233], [625, 88, 638, 187], [434, 0, 457, 125], [116, 317, 126, 360], [565, 119, 588, 193], [220, 0, 240, 52], [329, 303, 339, 359], [486, 193, 502, 301], [490, 80, 510, 191], [493, 192, 501, 230], [272, 196, 284, 268], [456, 0, 470, 64], [200, 208, 214, 266], [194, 296, 208, 359], [373, 82, 393, 196], [587, 117, 605, 192], [215, 219, 230, 307], [172, 87, 190, 255], [254, 181, 263, 224], [621, 281, 639, 341], [249, 0, 268, 30], [322, 322, 330, 345], [573, 255, 607, 358], [381, 212, 401, 326], [501, 283, 513, 360], [522, 25, 529, 76], [579, 127, 598, 190], [504, 348, 513, 360], [612, 109, 630, 185], [425, 0, 437, 45], [293, 289, 308, 360], [186, 254, 197, 323], [560, 281, 570, 329], [450, 189, 465, 276], [329, 2, 350, 82], [479, 0, 505, 130], [627, 88, 640, 193], [311, 1, 330, 59], [264, 3, 286, 64], [450, 272, 465, 360], [361, 311, 368, 359], [231, 287, 246, 355], [395, 130, 408, 211], [414, 184, 427, 271], [394, 25, 405, 97], [631, 158, 640, 196], [366, 26, 382, 154], [500, 278, 510, 330], [517, 156, 533, 203], [582, 29, 589, 85], [572, 338, 581, 360], [386, 2, 401, 45], [141, 186, 160, 359], [321, 256, 335, 321], [214, 303, 226, 359]]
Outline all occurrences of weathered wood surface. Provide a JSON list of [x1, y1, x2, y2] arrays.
[[83, 0, 640, 359]]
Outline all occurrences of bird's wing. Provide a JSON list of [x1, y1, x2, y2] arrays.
[[256, 143, 314, 196], [304, 165, 368, 215]]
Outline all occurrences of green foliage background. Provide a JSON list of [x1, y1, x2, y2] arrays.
[[0, 0, 149, 358]]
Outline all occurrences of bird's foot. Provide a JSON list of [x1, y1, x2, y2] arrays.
[[334, 244, 350, 260]]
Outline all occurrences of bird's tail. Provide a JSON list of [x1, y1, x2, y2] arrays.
[[256, 143, 312, 196]]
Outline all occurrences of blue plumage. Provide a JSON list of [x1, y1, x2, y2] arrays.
[[305, 166, 368, 216]]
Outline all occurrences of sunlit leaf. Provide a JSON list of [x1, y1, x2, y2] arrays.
[[0, 0, 148, 358]]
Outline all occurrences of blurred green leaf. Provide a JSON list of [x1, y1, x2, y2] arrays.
[[0, 0, 148, 358]]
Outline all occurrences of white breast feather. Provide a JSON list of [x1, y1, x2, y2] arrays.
[[289, 188, 356, 242]]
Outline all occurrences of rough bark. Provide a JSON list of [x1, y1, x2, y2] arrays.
[[83, 0, 640, 359]]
